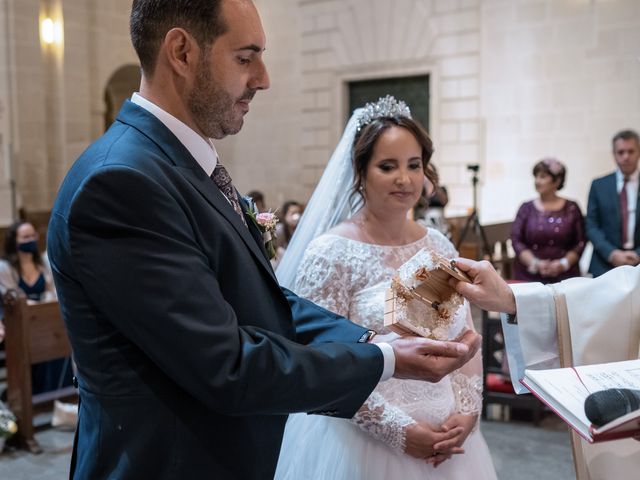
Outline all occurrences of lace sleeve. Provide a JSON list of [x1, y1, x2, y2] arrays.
[[351, 392, 417, 453], [451, 305, 483, 419], [292, 236, 350, 317], [294, 237, 418, 452]]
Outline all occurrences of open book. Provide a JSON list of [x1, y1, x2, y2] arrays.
[[521, 359, 640, 443]]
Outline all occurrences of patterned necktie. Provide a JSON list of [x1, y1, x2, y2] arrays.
[[211, 163, 247, 226], [620, 176, 629, 246]]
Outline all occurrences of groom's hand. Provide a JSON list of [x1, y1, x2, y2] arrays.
[[390, 329, 481, 382]]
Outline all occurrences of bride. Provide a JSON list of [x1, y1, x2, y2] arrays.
[[275, 96, 497, 479]]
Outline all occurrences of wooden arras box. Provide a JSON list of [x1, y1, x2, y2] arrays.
[[383, 252, 470, 338]]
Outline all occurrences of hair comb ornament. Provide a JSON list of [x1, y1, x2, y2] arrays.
[[541, 157, 564, 176], [356, 95, 412, 131]]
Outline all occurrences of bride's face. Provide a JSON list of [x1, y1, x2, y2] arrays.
[[363, 126, 424, 214]]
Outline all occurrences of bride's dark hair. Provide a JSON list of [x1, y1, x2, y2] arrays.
[[350, 115, 435, 206]]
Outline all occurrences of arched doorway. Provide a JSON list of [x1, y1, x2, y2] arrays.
[[104, 64, 141, 131]]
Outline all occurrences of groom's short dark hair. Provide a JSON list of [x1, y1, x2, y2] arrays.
[[130, 0, 228, 75]]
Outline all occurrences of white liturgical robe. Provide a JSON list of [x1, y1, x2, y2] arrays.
[[504, 265, 640, 480]]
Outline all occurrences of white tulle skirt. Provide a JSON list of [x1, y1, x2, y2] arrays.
[[275, 413, 497, 480]]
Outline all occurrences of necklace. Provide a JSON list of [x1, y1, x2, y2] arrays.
[[352, 212, 414, 246]]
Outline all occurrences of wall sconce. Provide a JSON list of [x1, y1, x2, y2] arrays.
[[41, 17, 63, 46]]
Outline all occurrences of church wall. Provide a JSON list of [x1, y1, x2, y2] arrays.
[[225, 0, 640, 225], [480, 0, 640, 223], [0, 0, 136, 224], [3, 0, 49, 218], [0, 0, 638, 227], [216, 0, 305, 209], [0, 0, 14, 224], [226, 0, 485, 215]]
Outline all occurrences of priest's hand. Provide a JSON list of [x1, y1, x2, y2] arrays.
[[390, 329, 481, 383], [449, 258, 516, 315]]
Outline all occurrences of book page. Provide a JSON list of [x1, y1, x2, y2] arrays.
[[525, 367, 591, 426], [525, 359, 640, 435], [578, 359, 640, 392]]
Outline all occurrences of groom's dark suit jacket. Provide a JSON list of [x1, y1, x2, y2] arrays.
[[47, 101, 383, 479], [586, 172, 640, 277]]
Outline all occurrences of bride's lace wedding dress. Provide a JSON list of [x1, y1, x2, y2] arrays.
[[275, 229, 497, 480]]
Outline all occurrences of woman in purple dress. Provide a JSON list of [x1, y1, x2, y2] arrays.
[[511, 158, 586, 283]]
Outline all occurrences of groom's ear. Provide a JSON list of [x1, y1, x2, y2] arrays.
[[162, 28, 200, 81]]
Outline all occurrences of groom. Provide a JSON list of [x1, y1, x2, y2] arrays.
[[47, 1, 481, 479]]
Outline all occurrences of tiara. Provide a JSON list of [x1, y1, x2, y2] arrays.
[[356, 95, 412, 131]]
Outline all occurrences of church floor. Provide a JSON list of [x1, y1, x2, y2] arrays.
[[482, 415, 575, 480], [0, 414, 574, 479]]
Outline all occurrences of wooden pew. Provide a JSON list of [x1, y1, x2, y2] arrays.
[[2, 292, 76, 453]]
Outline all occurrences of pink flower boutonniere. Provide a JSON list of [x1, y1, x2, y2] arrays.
[[254, 212, 278, 260], [244, 196, 279, 260]]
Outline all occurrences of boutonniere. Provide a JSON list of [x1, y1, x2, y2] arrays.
[[243, 196, 279, 260]]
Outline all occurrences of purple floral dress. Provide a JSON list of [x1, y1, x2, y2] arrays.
[[511, 200, 586, 283]]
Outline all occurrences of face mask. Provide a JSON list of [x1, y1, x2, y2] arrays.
[[17, 240, 38, 254]]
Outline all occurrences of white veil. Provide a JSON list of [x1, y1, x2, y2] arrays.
[[276, 108, 363, 290]]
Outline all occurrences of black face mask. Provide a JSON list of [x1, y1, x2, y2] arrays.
[[17, 240, 38, 254]]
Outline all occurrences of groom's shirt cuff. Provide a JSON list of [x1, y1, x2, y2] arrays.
[[374, 342, 395, 381]]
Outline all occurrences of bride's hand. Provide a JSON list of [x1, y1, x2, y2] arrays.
[[428, 413, 477, 467], [437, 413, 477, 449], [404, 421, 465, 462]]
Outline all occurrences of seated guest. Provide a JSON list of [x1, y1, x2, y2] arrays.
[[274, 200, 303, 255], [0, 220, 72, 394], [511, 158, 585, 283], [0, 221, 56, 302]]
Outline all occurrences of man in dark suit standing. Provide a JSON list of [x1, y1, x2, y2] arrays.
[[47, 1, 480, 478], [586, 129, 640, 277]]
